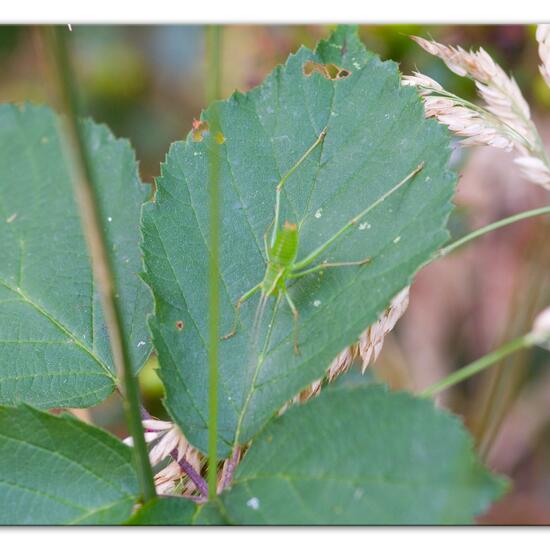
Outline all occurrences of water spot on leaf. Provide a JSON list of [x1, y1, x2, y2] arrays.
[[313, 300, 321, 307], [246, 497, 260, 510], [359, 222, 370, 231], [314, 208, 323, 219], [393, 236, 401, 244], [6, 213, 17, 224]]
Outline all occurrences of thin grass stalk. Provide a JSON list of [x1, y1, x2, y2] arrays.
[[420, 335, 533, 397], [43, 26, 156, 501], [437, 206, 550, 258], [206, 25, 222, 500], [475, 217, 550, 459]]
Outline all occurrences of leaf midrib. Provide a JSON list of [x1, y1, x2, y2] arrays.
[[0, 429, 132, 497], [68, 496, 135, 525], [0, 477, 89, 515], [0, 277, 115, 383]]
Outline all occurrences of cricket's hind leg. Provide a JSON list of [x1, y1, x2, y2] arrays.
[[282, 286, 300, 355], [221, 283, 262, 341], [288, 256, 371, 279]]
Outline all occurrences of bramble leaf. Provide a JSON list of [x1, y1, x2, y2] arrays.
[[142, 25, 456, 456], [0, 104, 152, 408], [0, 405, 139, 525], [221, 383, 507, 525], [126, 497, 197, 525]]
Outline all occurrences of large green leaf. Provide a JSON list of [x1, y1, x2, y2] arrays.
[[0, 103, 152, 408], [125, 497, 227, 526], [142, 26, 456, 456], [126, 497, 197, 525], [221, 383, 507, 525], [192, 501, 229, 525], [0, 405, 139, 525]]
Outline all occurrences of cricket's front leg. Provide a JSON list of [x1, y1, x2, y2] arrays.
[[282, 286, 300, 355], [221, 283, 262, 341]]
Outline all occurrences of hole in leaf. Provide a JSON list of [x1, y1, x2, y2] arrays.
[[175, 320, 185, 331], [303, 61, 351, 81], [192, 119, 209, 142]]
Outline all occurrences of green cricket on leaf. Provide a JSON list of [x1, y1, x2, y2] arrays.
[[221, 126, 425, 354]]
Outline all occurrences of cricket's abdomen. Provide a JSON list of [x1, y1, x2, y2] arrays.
[[270, 221, 299, 266], [262, 221, 299, 295]]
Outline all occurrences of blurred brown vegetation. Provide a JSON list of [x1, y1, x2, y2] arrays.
[[2, 24, 549, 525]]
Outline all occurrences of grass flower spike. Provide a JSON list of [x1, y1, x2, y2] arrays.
[[403, 73, 517, 151], [124, 419, 203, 496], [404, 32, 550, 190], [537, 24, 550, 89], [532, 307, 550, 350], [286, 287, 412, 408]]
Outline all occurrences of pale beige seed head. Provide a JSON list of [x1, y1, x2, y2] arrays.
[[285, 286, 412, 408], [513, 156, 550, 189], [410, 35, 533, 147], [402, 72, 443, 94], [532, 307, 550, 350], [406, 35, 550, 191], [124, 418, 207, 496], [536, 24, 550, 88]]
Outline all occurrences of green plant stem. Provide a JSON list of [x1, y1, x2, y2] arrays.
[[43, 26, 156, 502], [475, 216, 550, 459], [437, 206, 550, 258], [206, 24, 222, 500], [420, 334, 533, 398]]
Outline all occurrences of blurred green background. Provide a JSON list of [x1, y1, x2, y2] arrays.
[[2, 25, 549, 183], [2, 24, 550, 524]]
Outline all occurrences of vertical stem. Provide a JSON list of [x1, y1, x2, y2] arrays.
[[43, 26, 156, 502], [206, 25, 222, 500]]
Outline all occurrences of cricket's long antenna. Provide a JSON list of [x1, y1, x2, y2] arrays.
[[272, 127, 328, 247]]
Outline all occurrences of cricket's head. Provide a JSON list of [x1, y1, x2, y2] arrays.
[[283, 221, 297, 232]]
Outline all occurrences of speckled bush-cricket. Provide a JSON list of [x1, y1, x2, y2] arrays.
[[221, 127, 425, 354]]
